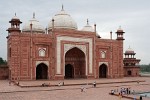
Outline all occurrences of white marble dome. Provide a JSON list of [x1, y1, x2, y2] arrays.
[[12, 15, 19, 20], [48, 8, 77, 30], [81, 20, 94, 32], [11, 14, 21, 21], [22, 15, 45, 33], [125, 47, 135, 54]]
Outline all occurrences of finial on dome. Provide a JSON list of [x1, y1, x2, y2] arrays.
[[61, 4, 64, 11], [33, 12, 35, 18], [110, 31, 112, 39], [12, 13, 19, 19], [129, 45, 131, 49], [119, 26, 122, 30], [87, 19, 89, 25]]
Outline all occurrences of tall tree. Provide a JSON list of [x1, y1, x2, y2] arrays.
[[0, 57, 7, 65], [140, 64, 150, 72]]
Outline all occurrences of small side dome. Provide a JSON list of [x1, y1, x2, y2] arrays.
[[12, 13, 19, 20], [48, 6, 77, 30], [125, 46, 135, 54], [10, 13, 22, 22], [81, 19, 94, 32], [116, 26, 125, 33], [22, 13, 45, 33]]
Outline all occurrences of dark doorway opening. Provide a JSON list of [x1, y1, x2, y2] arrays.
[[127, 70, 132, 76], [99, 64, 107, 78], [65, 64, 74, 79], [36, 63, 48, 80]]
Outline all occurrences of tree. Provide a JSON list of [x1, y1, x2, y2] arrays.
[[140, 64, 150, 72], [0, 57, 7, 65]]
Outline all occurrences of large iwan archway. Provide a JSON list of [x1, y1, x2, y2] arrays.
[[36, 63, 48, 80], [99, 64, 107, 78], [65, 47, 86, 79]]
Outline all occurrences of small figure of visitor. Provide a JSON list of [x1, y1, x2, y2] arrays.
[[58, 82, 61, 87], [128, 87, 131, 94], [133, 95, 136, 100], [17, 81, 19, 86], [62, 81, 64, 86], [132, 90, 135, 94], [118, 93, 122, 100], [80, 85, 86, 92], [111, 90, 114, 95], [81, 86, 84, 92], [126, 88, 129, 94], [93, 81, 96, 87], [9, 81, 11, 86], [42, 83, 46, 87], [137, 80, 140, 84], [139, 96, 142, 100]]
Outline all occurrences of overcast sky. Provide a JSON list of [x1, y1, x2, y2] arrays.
[[0, 0, 150, 64]]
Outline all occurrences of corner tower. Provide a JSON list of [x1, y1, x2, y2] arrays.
[[7, 14, 22, 81], [116, 26, 125, 40], [115, 26, 125, 77], [7, 14, 22, 33], [123, 47, 141, 77]]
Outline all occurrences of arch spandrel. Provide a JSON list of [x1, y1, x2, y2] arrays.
[[36, 61, 49, 67], [64, 44, 86, 55], [99, 62, 108, 66]]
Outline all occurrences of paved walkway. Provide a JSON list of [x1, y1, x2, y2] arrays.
[[0, 77, 150, 100], [18, 77, 145, 87]]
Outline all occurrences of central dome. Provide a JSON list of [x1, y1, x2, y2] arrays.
[[48, 8, 77, 30]]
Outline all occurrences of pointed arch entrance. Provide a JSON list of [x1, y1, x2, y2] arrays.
[[36, 63, 48, 80], [65, 47, 86, 79], [99, 64, 107, 78]]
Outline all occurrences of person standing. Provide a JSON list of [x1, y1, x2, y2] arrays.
[[93, 81, 96, 87], [140, 96, 142, 100], [81, 86, 84, 92], [119, 93, 122, 100]]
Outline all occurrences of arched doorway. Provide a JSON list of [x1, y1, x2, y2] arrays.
[[99, 64, 107, 78], [65, 64, 74, 79], [36, 63, 48, 80], [65, 47, 85, 78], [127, 70, 132, 76]]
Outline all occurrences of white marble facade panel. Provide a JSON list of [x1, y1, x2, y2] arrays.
[[56, 36, 93, 75]]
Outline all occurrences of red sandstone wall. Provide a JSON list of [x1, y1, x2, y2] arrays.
[[8, 32, 53, 80], [95, 38, 124, 78], [124, 67, 140, 77], [7, 29, 124, 80]]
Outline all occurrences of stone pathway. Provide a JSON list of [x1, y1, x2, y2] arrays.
[[0, 77, 150, 100]]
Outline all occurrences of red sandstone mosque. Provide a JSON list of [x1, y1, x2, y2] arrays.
[[6, 7, 141, 81]]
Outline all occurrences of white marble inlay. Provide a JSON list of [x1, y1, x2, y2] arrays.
[[64, 44, 87, 75], [99, 62, 108, 66], [36, 61, 49, 67], [56, 36, 93, 74], [64, 44, 86, 55]]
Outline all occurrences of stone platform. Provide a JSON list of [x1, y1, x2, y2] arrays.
[[0, 77, 150, 100]]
